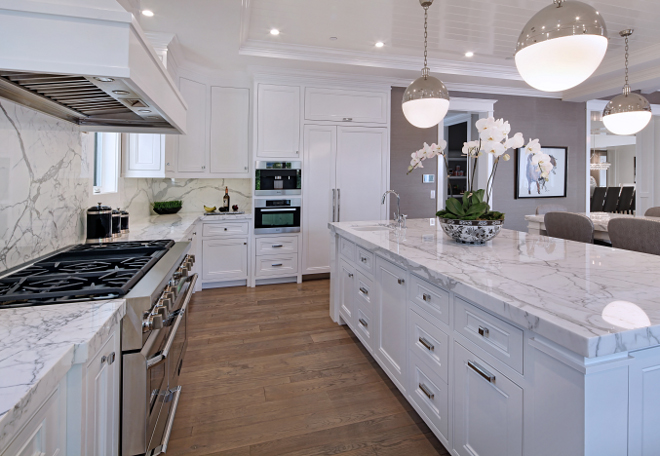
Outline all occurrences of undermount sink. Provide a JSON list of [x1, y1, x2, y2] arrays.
[[351, 225, 393, 232]]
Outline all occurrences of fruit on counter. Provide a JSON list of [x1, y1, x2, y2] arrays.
[[204, 205, 217, 213], [232, 205, 239, 212]]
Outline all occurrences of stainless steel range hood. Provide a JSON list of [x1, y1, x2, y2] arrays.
[[0, 0, 187, 134]]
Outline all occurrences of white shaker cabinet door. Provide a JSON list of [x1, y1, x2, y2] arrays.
[[177, 78, 208, 173], [629, 346, 660, 456], [85, 324, 120, 456], [125, 134, 165, 178], [374, 258, 407, 392], [210, 86, 250, 175], [453, 342, 523, 456], [257, 84, 300, 158], [202, 238, 249, 281], [338, 259, 355, 328], [302, 125, 336, 274], [335, 127, 387, 222]]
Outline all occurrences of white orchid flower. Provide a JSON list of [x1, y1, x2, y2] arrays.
[[531, 152, 551, 166], [482, 140, 506, 157], [479, 127, 506, 143], [525, 139, 542, 155], [461, 140, 479, 156], [504, 132, 525, 150], [475, 117, 496, 133]]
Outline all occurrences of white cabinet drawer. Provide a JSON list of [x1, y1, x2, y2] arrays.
[[408, 352, 449, 444], [409, 274, 450, 327], [355, 270, 374, 314], [355, 247, 374, 276], [354, 305, 374, 352], [256, 236, 298, 255], [255, 253, 298, 277], [455, 298, 524, 374], [304, 88, 388, 124], [203, 221, 249, 237], [339, 237, 356, 262], [408, 308, 450, 383]]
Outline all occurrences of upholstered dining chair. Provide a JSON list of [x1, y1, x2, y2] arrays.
[[644, 207, 660, 217], [544, 212, 594, 243], [609, 218, 660, 255], [536, 204, 568, 215]]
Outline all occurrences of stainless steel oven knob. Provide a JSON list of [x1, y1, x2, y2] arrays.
[[156, 305, 169, 320], [152, 314, 164, 329], [161, 297, 173, 310], [188, 254, 196, 264], [178, 267, 188, 278]]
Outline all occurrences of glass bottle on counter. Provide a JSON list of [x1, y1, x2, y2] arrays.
[[223, 187, 230, 211]]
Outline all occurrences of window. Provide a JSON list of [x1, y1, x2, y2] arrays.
[[93, 132, 120, 194]]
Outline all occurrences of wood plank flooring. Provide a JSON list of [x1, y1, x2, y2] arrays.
[[167, 279, 449, 456]]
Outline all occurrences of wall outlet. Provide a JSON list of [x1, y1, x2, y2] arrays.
[[430, 190, 436, 199]]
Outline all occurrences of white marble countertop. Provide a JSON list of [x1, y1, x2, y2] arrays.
[[330, 219, 660, 359], [0, 300, 126, 449], [525, 212, 660, 232], [115, 212, 252, 242]]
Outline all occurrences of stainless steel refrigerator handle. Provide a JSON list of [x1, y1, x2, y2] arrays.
[[146, 274, 198, 369], [148, 386, 182, 455], [332, 189, 336, 222], [337, 189, 341, 222]]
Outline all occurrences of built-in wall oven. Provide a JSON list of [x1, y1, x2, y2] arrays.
[[255, 161, 301, 196], [254, 198, 301, 234]]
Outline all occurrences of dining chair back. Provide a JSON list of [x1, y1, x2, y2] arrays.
[[616, 187, 635, 214], [536, 204, 568, 215], [544, 212, 594, 244], [644, 207, 660, 217], [591, 187, 607, 212], [602, 187, 621, 213], [609, 218, 660, 255]]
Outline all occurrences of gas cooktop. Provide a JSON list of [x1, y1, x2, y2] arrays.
[[0, 240, 174, 308]]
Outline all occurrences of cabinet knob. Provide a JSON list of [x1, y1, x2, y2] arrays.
[[342, 118, 353, 122], [101, 355, 107, 364], [359, 318, 368, 328], [166, 162, 170, 166], [244, 166, 247, 170], [224, 228, 228, 231], [348, 272, 353, 278], [398, 278, 405, 285], [478, 326, 490, 338]]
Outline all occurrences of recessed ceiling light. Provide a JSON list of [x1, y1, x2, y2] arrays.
[[270, 29, 280, 36], [465, 51, 474, 57], [141, 9, 154, 17], [375, 42, 385, 48], [112, 90, 130, 95], [94, 77, 114, 83], [329, 37, 338, 41], [138, 109, 152, 113], [147, 116, 160, 119]]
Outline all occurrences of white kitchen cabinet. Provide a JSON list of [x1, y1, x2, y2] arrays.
[[123, 133, 165, 178], [338, 259, 355, 326], [177, 77, 207, 173], [257, 84, 300, 158], [453, 342, 523, 456], [629, 345, 660, 455], [202, 238, 249, 282], [85, 326, 120, 456], [210, 86, 250, 176], [374, 258, 408, 392], [304, 87, 388, 124], [302, 126, 387, 275]]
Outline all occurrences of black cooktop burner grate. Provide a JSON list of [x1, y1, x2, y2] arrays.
[[0, 239, 174, 308]]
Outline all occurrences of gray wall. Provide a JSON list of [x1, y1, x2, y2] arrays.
[[451, 92, 588, 231], [390, 87, 439, 219]]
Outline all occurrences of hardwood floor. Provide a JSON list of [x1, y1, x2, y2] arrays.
[[168, 279, 450, 456]]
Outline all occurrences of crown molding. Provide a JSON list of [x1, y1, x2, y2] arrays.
[[239, 39, 523, 82]]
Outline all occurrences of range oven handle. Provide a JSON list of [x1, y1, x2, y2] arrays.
[[146, 274, 198, 369], [259, 208, 297, 212], [147, 386, 182, 455]]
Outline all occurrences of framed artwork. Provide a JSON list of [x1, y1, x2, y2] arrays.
[[515, 146, 568, 198]]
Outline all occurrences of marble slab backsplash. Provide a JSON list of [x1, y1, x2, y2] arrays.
[[122, 177, 252, 219], [0, 99, 89, 273]]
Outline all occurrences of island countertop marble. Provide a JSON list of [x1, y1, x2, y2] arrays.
[[330, 218, 660, 359], [0, 299, 126, 450]]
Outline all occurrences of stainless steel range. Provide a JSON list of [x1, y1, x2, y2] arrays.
[[0, 239, 196, 456]]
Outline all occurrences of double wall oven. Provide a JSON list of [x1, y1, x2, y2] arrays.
[[254, 198, 301, 234]]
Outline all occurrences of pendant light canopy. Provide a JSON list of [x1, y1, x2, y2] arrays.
[[402, 0, 449, 129], [602, 30, 653, 136], [515, 0, 608, 92]]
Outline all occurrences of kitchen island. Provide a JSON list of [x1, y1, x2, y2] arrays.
[[329, 218, 660, 456]]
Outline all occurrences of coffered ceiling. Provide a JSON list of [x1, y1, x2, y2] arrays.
[[139, 0, 660, 100]]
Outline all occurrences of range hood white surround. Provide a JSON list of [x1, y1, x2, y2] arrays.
[[0, 0, 187, 134]]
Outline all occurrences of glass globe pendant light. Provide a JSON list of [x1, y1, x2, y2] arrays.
[[402, 0, 450, 129], [515, 0, 608, 92], [602, 30, 652, 136]]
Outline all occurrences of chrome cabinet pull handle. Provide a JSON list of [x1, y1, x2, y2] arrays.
[[359, 318, 368, 328], [332, 189, 336, 222], [478, 326, 490, 338], [272, 263, 283, 267], [468, 360, 496, 383], [360, 256, 367, 263], [272, 244, 283, 248], [398, 278, 405, 285], [107, 352, 116, 365], [359, 287, 368, 295], [348, 272, 354, 278], [419, 383, 434, 399], [419, 337, 434, 351], [342, 117, 353, 122], [337, 189, 341, 222], [422, 293, 431, 302]]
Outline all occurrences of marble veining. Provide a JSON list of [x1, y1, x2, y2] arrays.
[[0, 299, 125, 449], [330, 219, 660, 358], [0, 100, 89, 274]]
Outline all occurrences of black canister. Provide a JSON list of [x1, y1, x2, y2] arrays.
[[86, 203, 113, 244], [120, 209, 129, 234], [111, 209, 121, 238]]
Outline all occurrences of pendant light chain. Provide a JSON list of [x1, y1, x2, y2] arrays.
[[422, 6, 429, 79], [623, 35, 631, 96]]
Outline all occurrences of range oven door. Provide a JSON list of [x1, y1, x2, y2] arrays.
[[255, 161, 302, 196], [254, 198, 301, 234]]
